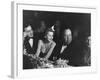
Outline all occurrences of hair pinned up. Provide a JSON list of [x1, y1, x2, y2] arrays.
[[44, 28, 54, 36]]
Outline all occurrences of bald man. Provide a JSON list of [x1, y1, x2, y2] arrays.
[[50, 28, 73, 62]]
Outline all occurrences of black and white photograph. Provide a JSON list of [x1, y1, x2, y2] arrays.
[[23, 10, 91, 69], [11, 2, 97, 78]]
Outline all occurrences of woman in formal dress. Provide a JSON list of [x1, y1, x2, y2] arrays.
[[34, 28, 56, 60]]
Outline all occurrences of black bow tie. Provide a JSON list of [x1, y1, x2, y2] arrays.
[[25, 37, 33, 41]]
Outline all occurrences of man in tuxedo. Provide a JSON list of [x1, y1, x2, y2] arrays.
[[24, 25, 35, 55], [23, 25, 37, 69]]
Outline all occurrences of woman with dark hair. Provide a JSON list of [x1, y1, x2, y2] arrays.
[[34, 28, 56, 60]]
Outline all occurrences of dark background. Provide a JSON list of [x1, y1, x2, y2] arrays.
[[23, 10, 90, 36], [23, 10, 91, 66]]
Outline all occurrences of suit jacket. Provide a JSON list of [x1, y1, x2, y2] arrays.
[[50, 40, 84, 66], [50, 40, 73, 61], [23, 36, 38, 69], [24, 36, 38, 55], [57, 42, 73, 60]]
